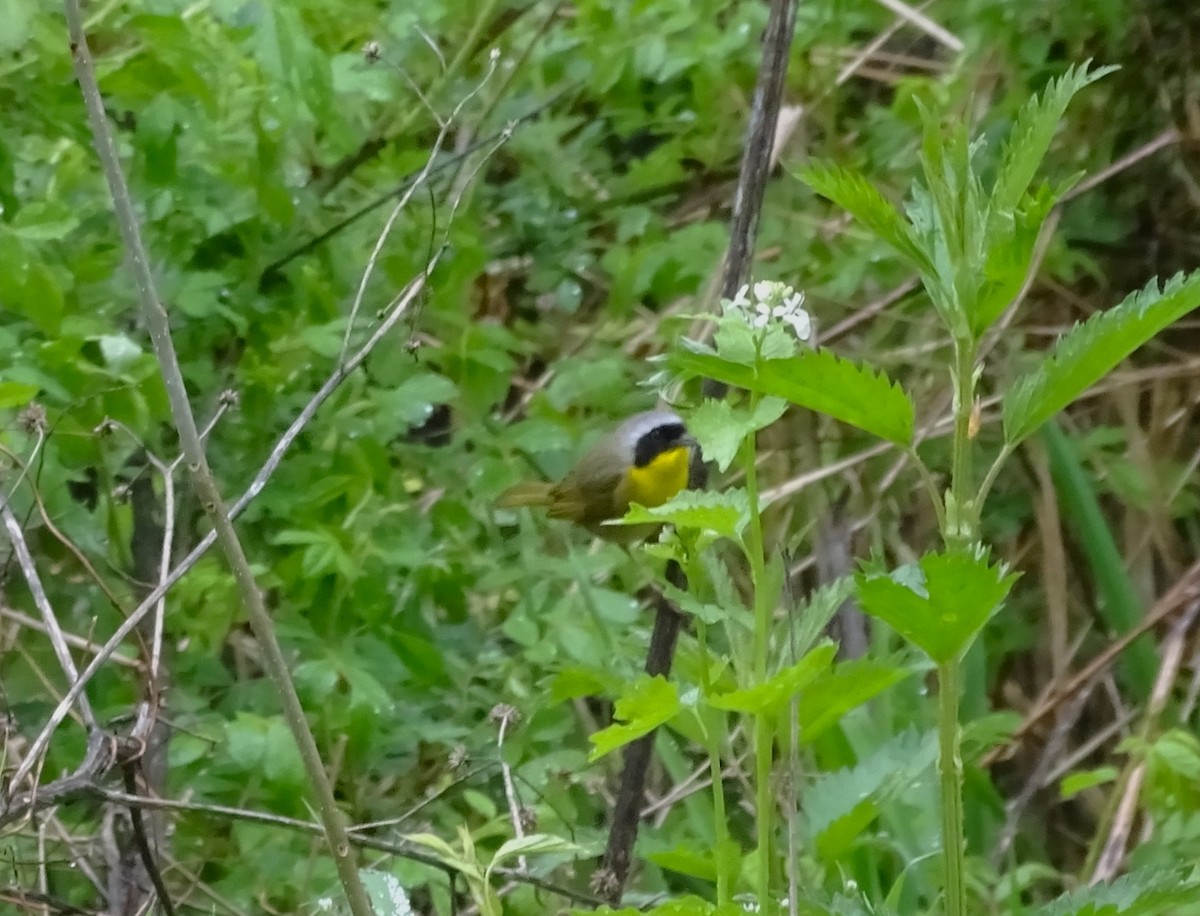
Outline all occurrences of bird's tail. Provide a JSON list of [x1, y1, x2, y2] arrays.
[[495, 481, 556, 509]]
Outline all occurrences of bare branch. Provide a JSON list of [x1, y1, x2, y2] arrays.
[[1, 503, 97, 730], [341, 49, 499, 361]]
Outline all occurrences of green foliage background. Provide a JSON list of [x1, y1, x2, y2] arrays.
[[2, 0, 1199, 913]]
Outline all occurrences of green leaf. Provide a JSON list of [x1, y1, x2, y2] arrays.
[[1031, 867, 1200, 916], [973, 180, 1064, 334], [787, 577, 855, 659], [672, 348, 914, 445], [360, 870, 414, 916], [617, 488, 749, 541], [687, 396, 787, 472], [646, 846, 718, 882], [709, 642, 837, 716], [855, 549, 1018, 663], [485, 834, 580, 886], [991, 62, 1116, 217], [0, 381, 39, 409], [1060, 766, 1118, 800], [1003, 272, 1200, 445], [402, 833, 480, 878], [588, 676, 681, 761], [806, 728, 937, 857], [798, 655, 914, 742], [8, 201, 81, 241], [800, 164, 934, 276]]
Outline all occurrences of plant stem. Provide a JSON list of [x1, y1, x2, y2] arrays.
[[937, 660, 965, 916], [948, 339, 977, 549], [939, 338, 977, 916], [697, 621, 732, 906], [741, 406, 775, 909]]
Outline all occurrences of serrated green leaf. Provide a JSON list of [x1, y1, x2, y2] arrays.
[[855, 549, 1018, 663], [709, 642, 836, 715], [991, 62, 1116, 218], [800, 164, 934, 276], [588, 676, 681, 761], [1031, 867, 1200, 916], [806, 728, 938, 855], [616, 488, 749, 541], [788, 576, 855, 658], [1004, 272, 1200, 445], [671, 349, 914, 445], [798, 655, 914, 742], [973, 180, 1064, 334], [688, 396, 787, 472]]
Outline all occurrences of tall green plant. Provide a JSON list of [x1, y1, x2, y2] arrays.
[[584, 62, 1200, 916]]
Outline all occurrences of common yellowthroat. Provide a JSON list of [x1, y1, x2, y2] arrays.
[[496, 409, 702, 541]]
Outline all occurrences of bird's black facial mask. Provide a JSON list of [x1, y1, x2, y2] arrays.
[[633, 422, 689, 468]]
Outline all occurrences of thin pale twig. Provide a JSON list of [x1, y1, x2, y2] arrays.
[[340, 49, 500, 362], [869, 0, 963, 52], [1090, 600, 1200, 882], [1, 504, 97, 730]]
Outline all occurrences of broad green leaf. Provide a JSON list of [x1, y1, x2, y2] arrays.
[[990, 62, 1116, 217], [616, 488, 749, 541], [550, 666, 619, 703], [855, 549, 1018, 663], [1004, 272, 1200, 445], [709, 642, 837, 716], [361, 870, 414, 916], [672, 349, 914, 445], [662, 582, 728, 625], [798, 655, 914, 742], [7, 200, 80, 241], [0, 381, 39, 409], [687, 396, 787, 472], [1146, 728, 1200, 782], [646, 845, 720, 882], [806, 728, 937, 857], [1060, 766, 1118, 800], [589, 676, 681, 761], [800, 164, 934, 276], [1031, 867, 1200, 916]]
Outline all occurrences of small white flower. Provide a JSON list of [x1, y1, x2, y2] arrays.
[[732, 284, 751, 308], [752, 302, 772, 328], [781, 308, 811, 340], [753, 280, 777, 303]]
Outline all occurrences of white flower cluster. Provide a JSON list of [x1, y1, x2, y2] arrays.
[[723, 280, 811, 341]]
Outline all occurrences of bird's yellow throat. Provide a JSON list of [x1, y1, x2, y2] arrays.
[[625, 445, 691, 508]]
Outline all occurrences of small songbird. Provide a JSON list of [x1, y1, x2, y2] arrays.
[[496, 409, 702, 542]]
